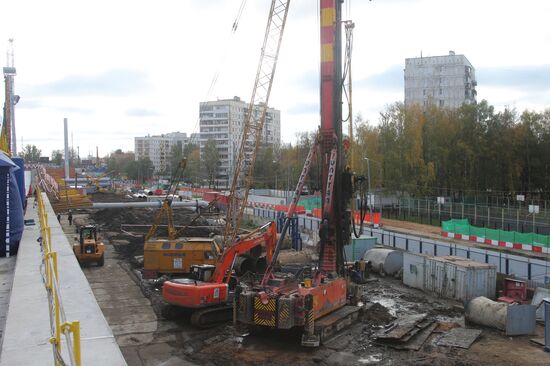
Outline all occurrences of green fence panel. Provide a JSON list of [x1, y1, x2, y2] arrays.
[[514, 232, 534, 245], [452, 218, 470, 226], [470, 226, 486, 238], [455, 224, 470, 236], [298, 197, 321, 211], [499, 230, 515, 243], [440, 219, 550, 248], [485, 228, 500, 241], [442, 220, 455, 233], [533, 234, 548, 247]]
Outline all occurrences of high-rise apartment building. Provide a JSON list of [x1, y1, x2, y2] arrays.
[[199, 96, 281, 188], [134, 132, 190, 174], [404, 51, 477, 108]]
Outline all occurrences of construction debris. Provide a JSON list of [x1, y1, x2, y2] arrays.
[[375, 313, 437, 351], [531, 287, 550, 321], [361, 302, 395, 326], [436, 328, 482, 349], [466, 296, 537, 335]]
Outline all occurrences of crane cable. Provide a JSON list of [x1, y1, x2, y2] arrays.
[[340, 3, 367, 238], [189, 0, 248, 143]]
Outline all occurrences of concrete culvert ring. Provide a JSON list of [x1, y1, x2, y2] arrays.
[[255, 256, 267, 274], [234, 254, 256, 275]]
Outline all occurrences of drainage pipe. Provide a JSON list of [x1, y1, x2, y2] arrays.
[[91, 200, 209, 209], [465, 296, 507, 330]]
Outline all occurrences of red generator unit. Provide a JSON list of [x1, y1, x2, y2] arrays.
[[497, 278, 528, 304]]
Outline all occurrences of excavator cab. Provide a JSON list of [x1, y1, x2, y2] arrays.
[[73, 225, 105, 266], [190, 264, 216, 282]]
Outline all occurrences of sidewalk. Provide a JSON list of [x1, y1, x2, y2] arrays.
[[0, 195, 127, 365]]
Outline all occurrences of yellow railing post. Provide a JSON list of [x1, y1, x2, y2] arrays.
[[36, 180, 81, 366], [52, 254, 61, 352], [44, 252, 52, 290], [61, 321, 81, 366]]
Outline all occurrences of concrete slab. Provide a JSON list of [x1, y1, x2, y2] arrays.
[[0, 195, 127, 365], [120, 346, 143, 366], [95, 297, 151, 309], [90, 282, 142, 291], [93, 286, 145, 298], [102, 307, 157, 325], [110, 321, 158, 335], [157, 356, 199, 366], [137, 343, 180, 366], [116, 333, 155, 347]]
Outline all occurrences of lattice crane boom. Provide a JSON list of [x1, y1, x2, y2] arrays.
[[223, 0, 291, 248]]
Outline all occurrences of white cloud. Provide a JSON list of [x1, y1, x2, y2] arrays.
[[2, 0, 549, 156]]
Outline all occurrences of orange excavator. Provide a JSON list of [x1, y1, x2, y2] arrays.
[[161, 0, 291, 328], [161, 221, 277, 327]]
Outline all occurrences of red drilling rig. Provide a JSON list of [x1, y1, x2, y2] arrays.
[[235, 0, 360, 347]]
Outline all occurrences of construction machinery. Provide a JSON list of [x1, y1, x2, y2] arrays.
[[234, 0, 361, 347], [73, 224, 105, 266], [142, 161, 262, 279], [143, 159, 216, 278], [162, 221, 277, 327], [160, 0, 291, 325], [84, 171, 113, 193]]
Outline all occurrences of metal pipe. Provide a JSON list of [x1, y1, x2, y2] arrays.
[[91, 200, 209, 209]]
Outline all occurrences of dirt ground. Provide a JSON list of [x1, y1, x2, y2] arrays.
[[382, 218, 444, 236], [64, 205, 549, 366]]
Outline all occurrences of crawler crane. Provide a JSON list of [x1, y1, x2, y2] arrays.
[[160, 0, 291, 325]]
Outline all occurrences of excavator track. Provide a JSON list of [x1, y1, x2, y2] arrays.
[[190, 305, 234, 328]]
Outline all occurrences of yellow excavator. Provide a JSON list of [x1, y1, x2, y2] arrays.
[[73, 225, 105, 266], [143, 159, 223, 278]]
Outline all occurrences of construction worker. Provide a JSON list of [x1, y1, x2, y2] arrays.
[[68, 210, 73, 226], [57, 214, 61, 222]]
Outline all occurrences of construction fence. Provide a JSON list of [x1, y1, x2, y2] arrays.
[[442, 219, 550, 253], [385, 197, 550, 235], [251, 208, 550, 288]]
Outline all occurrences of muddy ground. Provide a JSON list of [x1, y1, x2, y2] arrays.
[[68, 201, 548, 366]]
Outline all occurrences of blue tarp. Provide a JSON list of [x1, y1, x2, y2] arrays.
[[0, 152, 24, 256], [12, 157, 25, 209]]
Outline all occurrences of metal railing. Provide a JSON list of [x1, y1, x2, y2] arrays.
[[35, 184, 81, 366], [392, 197, 550, 235]]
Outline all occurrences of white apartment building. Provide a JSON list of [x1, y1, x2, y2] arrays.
[[134, 132, 190, 174], [404, 51, 477, 108], [199, 96, 281, 188]]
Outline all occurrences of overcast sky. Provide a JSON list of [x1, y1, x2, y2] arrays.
[[2, 0, 549, 158]]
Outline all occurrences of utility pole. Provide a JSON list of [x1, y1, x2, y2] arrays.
[[64, 118, 70, 180], [2, 39, 18, 155]]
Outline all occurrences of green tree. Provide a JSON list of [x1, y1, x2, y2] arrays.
[[183, 143, 201, 186], [51, 150, 63, 165], [253, 143, 277, 189], [19, 144, 41, 163], [126, 158, 154, 183], [106, 150, 135, 178], [202, 139, 219, 188], [170, 142, 184, 177]]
